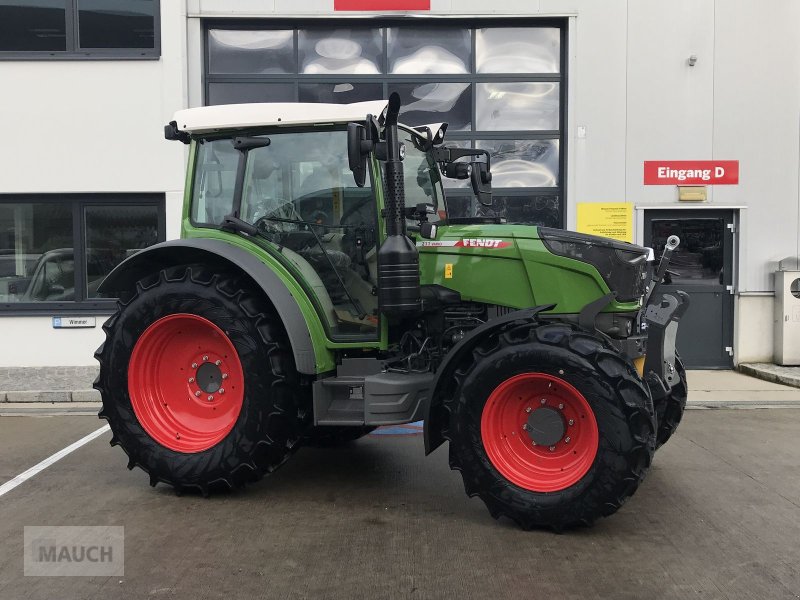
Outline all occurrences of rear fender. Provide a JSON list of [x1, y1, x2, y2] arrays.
[[424, 305, 555, 455], [98, 238, 322, 374]]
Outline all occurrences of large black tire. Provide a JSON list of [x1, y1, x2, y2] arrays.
[[303, 426, 377, 447], [444, 322, 656, 530], [654, 355, 687, 448], [94, 265, 304, 494]]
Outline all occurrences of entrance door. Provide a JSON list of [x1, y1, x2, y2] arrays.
[[644, 210, 735, 369]]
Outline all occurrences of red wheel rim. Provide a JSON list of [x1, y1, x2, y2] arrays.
[[128, 314, 245, 453], [480, 373, 599, 492]]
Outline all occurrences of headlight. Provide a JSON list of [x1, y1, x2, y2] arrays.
[[538, 228, 649, 302]]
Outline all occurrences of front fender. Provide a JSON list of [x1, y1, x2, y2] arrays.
[[98, 238, 325, 374], [424, 305, 555, 455]]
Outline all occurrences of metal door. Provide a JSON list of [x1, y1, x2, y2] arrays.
[[644, 210, 735, 369]]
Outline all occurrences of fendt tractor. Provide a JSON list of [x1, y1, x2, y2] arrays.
[[95, 94, 688, 530]]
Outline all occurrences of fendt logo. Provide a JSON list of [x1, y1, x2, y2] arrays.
[[416, 239, 512, 249], [456, 239, 511, 249]]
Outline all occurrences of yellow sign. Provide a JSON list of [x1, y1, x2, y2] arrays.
[[444, 263, 453, 279], [576, 203, 633, 243]]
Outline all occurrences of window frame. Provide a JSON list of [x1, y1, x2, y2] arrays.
[[0, 0, 161, 60], [0, 194, 166, 315], [202, 17, 567, 228]]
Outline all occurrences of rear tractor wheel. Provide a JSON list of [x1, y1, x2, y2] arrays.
[[94, 265, 303, 494], [445, 322, 656, 530]]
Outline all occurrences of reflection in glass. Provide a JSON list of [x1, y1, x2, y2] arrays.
[[477, 140, 559, 187], [0, 0, 67, 51], [476, 28, 560, 73], [191, 139, 239, 225], [85, 206, 159, 298], [387, 27, 470, 74], [651, 219, 725, 284], [299, 28, 383, 74], [208, 82, 295, 105], [299, 83, 382, 104], [208, 29, 294, 74], [390, 83, 471, 131], [476, 82, 560, 131], [502, 195, 560, 227], [0, 203, 73, 302], [78, 0, 155, 49]]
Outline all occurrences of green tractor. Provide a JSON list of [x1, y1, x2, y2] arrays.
[[95, 93, 688, 530]]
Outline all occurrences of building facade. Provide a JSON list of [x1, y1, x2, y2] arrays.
[[1, 0, 798, 369]]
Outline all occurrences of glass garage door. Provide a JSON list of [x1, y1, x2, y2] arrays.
[[204, 20, 566, 227]]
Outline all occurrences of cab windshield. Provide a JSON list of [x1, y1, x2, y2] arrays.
[[397, 126, 446, 224]]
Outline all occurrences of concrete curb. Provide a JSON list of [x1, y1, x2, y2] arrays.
[[739, 363, 800, 389], [1, 390, 101, 403], [0, 402, 100, 416]]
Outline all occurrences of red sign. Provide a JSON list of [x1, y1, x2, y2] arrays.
[[643, 160, 739, 185], [334, 0, 430, 9]]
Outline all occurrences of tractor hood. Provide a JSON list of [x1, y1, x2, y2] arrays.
[[417, 223, 650, 314]]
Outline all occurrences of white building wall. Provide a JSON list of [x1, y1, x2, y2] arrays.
[[2, 0, 797, 367], [0, 1, 189, 367]]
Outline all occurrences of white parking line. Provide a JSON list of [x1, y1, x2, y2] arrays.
[[0, 424, 110, 498]]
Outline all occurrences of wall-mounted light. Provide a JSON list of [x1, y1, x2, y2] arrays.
[[688, 55, 698, 67]]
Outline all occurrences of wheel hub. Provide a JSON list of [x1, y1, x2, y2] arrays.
[[195, 362, 222, 393], [526, 407, 565, 447]]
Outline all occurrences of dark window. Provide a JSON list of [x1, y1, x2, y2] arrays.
[[0, 0, 159, 58], [0, 1, 68, 52], [84, 205, 160, 298], [0, 195, 165, 311], [78, 0, 155, 49], [203, 20, 567, 226]]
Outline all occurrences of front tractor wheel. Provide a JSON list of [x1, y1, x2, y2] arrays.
[[94, 266, 303, 494], [446, 323, 656, 530]]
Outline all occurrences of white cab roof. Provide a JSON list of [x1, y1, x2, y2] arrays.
[[173, 100, 388, 134]]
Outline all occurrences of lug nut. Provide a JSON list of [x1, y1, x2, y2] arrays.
[[558, 403, 564, 410], [540, 398, 546, 405], [531, 441, 537, 446], [565, 436, 571, 444], [222, 373, 228, 380], [525, 407, 532, 413], [549, 445, 556, 452], [191, 363, 198, 369], [194, 391, 201, 397], [176, 433, 181, 439], [522, 423, 529, 431], [203, 355, 209, 361], [188, 377, 194, 383], [568, 419, 575, 426], [558, 369, 564, 375], [215, 360, 221, 366], [219, 388, 225, 394], [207, 395, 213, 401]]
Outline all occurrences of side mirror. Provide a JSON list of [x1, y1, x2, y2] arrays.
[[471, 161, 493, 206], [347, 123, 368, 188]]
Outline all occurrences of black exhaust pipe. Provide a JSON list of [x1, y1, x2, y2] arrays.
[[377, 92, 421, 315]]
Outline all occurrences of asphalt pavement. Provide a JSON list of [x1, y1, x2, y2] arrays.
[[0, 409, 799, 600]]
